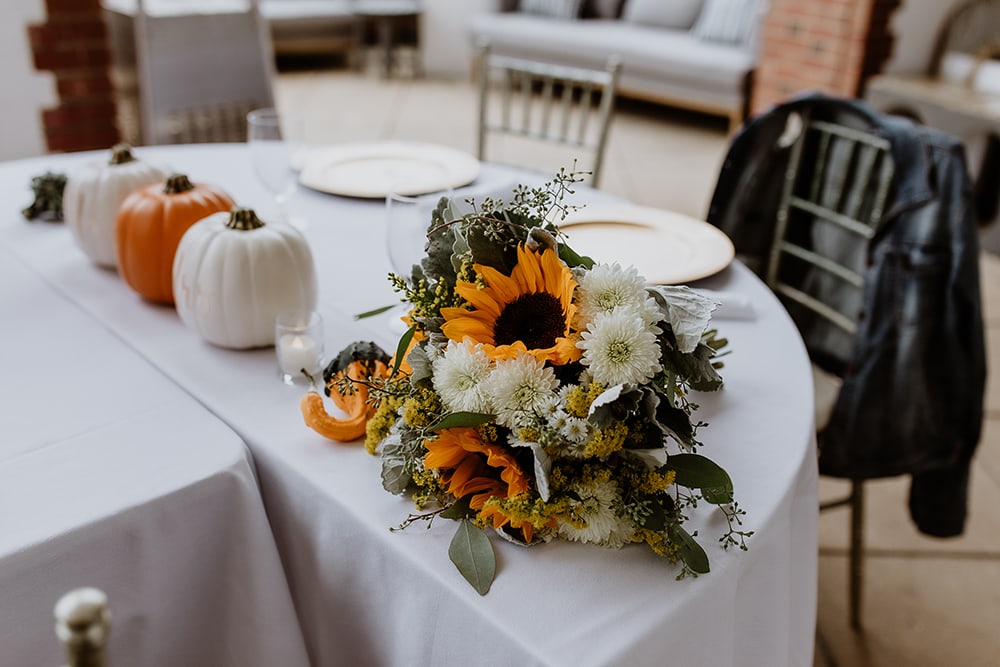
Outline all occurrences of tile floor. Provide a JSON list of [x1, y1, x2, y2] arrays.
[[275, 66, 1000, 667]]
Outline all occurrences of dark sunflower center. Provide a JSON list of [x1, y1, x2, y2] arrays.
[[492, 292, 566, 349]]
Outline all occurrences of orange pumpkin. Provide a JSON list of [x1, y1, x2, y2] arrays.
[[115, 173, 235, 304]]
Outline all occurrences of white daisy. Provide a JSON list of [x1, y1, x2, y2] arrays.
[[432, 340, 493, 413], [576, 263, 662, 325], [557, 477, 626, 545], [577, 309, 662, 387], [483, 353, 559, 428], [560, 416, 590, 445]]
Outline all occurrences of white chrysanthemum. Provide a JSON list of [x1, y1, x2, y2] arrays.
[[577, 309, 662, 386], [432, 340, 493, 413], [483, 353, 559, 428], [577, 263, 662, 325], [557, 477, 625, 545]]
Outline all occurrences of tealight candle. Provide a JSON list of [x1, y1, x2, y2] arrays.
[[278, 333, 319, 376], [275, 311, 324, 384]]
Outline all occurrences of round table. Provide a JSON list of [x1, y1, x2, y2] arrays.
[[1, 143, 818, 666]]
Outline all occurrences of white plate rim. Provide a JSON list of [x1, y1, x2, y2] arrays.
[[558, 204, 735, 284], [298, 141, 481, 198]]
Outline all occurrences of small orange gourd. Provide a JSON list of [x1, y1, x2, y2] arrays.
[[115, 173, 234, 304], [301, 342, 391, 442]]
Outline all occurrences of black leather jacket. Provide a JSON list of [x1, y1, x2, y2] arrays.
[[707, 94, 986, 537]]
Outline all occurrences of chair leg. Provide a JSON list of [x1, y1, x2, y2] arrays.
[[848, 478, 865, 630]]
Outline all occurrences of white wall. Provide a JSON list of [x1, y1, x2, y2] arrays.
[[420, 0, 500, 78], [883, 0, 966, 75], [0, 0, 56, 159]]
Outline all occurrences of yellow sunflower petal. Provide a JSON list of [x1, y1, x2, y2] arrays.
[[476, 264, 521, 306]]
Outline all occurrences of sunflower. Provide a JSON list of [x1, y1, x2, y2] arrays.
[[440, 246, 581, 365], [424, 428, 530, 509]]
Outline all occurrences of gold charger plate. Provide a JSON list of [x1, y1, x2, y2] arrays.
[[298, 141, 480, 198], [558, 205, 735, 284]]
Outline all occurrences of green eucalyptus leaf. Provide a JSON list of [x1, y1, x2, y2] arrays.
[[448, 519, 496, 595], [429, 411, 495, 431], [669, 523, 710, 574], [354, 304, 397, 320], [668, 453, 734, 504], [391, 325, 416, 378], [557, 241, 594, 269]]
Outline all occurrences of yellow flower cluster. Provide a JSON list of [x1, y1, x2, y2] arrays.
[[564, 382, 606, 419], [408, 275, 464, 322], [402, 386, 442, 429], [584, 421, 629, 458], [477, 493, 567, 534], [411, 469, 447, 509], [365, 393, 405, 454], [635, 528, 681, 561], [476, 422, 500, 444]]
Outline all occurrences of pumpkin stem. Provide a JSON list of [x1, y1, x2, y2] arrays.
[[109, 143, 137, 165], [163, 173, 196, 195], [225, 207, 266, 231]]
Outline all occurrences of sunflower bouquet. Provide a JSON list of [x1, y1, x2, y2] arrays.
[[353, 170, 750, 594]]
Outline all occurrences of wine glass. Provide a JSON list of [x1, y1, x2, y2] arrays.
[[247, 108, 304, 224], [384, 189, 452, 332]]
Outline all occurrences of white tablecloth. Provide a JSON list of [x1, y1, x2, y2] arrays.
[[2, 145, 817, 666], [0, 247, 310, 666]]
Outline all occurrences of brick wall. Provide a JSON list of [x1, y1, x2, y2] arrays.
[[28, 0, 120, 153], [751, 0, 901, 116]]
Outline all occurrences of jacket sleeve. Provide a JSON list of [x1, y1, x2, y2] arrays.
[[908, 134, 986, 537]]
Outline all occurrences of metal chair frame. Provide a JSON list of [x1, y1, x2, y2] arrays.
[[132, 0, 277, 144], [476, 41, 621, 187], [765, 112, 895, 630]]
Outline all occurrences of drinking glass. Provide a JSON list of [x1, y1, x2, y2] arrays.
[[247, 108, 304, 223], [385, 189, 453, 282]]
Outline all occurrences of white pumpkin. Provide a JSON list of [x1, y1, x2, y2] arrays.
[[173, 207, 318, 349], [64, 144, 167, 268]]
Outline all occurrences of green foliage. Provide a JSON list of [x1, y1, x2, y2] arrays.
[[449, 520, 496, 595], [669, 523, 710, 575], [429, 411, 496, 432], [22, 171, 67, 222], [667, 453, 734, 505]]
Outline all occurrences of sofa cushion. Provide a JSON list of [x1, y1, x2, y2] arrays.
[[621, 0, 703, 30], [470, 16, 752, 91], [692, 0, 762, 46], [519, 0, 584, 19]]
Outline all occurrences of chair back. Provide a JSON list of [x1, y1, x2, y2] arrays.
[[134, 0, 276, 144], [476, 41, 621, 187], [764, 110, 895, 371]]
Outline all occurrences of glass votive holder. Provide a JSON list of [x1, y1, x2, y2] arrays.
[[275, 310, 324, 385]]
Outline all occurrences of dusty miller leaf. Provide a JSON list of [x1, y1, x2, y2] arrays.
[[647, 285, 717, 354]]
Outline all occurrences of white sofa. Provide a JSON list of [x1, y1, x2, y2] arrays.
[[469, 0, 767, 130]]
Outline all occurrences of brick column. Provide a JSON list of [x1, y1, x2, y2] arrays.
[[751, 0, 901, 116], [28, 0, 120, 153]]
